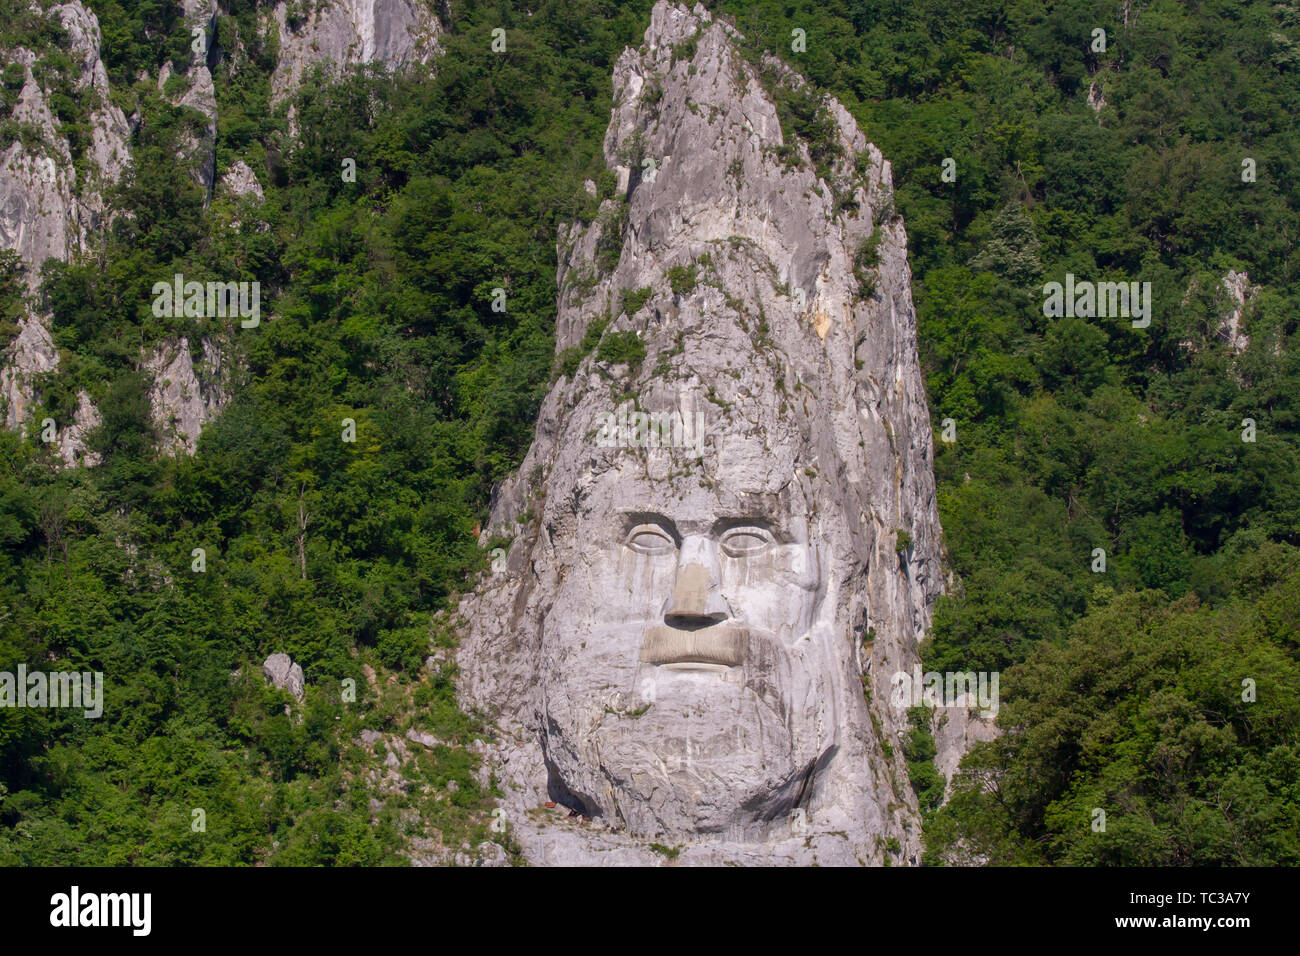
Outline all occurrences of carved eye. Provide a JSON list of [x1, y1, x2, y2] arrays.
[[720, 526, 774, 557], [626, 524, 676, 555]]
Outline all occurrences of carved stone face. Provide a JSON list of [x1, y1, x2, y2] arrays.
[[539, 461, 843, 837]]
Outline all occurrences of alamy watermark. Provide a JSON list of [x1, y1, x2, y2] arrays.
[[0, 665, 103, 718], [152, 273, 260, 327], [50, 886, 150, 936], [1043, 273, 1151, 328], [890, 666, 999, 718], [595, 401, 706, 455]]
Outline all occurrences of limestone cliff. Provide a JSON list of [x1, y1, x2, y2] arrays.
[[270, 0, 441, 103], [456, 1, 983, 866], [0, 1, 125, 463], [0, 3, 129, 280], [143, 335, 231, 455]]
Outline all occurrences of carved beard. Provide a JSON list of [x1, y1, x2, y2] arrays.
[[540, 620, 837, 839]]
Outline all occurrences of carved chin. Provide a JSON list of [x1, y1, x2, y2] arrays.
[[547, 667, 823, 835], [573, 715, 824, 836], [540, 618, 832, 834]]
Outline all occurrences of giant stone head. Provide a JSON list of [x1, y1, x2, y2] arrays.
[[456, 2, 948, 865]]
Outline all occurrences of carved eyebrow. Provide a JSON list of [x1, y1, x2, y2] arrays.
[[615, 511, 790, 542], [712, 516, 771, 532], [711, 516, 789, 541], [619, 511, 680, 541]]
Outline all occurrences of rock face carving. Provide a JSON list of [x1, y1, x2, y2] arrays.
[[457, 2, 983, 865]]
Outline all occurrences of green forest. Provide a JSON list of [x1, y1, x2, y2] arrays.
[[1, 0, 1298, 865]]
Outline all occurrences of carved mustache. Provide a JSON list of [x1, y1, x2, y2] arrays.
[[639, 624, 746, 667]]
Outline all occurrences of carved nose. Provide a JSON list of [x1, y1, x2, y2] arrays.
[[663, 539, 728, 629]]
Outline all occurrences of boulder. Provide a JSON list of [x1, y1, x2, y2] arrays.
[[262, 653, 305, 700]]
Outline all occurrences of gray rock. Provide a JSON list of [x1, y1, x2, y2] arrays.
[[0, 3, 131, 463], [405, 728, 441, 748], [51, 2, 132, 233], [142, 336, 230, 456], [218, 160, 265, 203], [1, 317, 59, 432], [1179, 270, 1263, 358], [0, 64, 77, 283], [270, 0, 442, 104], [1217, 270, 1257, 354], [424, 647, 451, 674], [159, 60, 218, 193], [474, 841, 509, 867], [262, 653, 306, 700], [457, 1, 979, 866]]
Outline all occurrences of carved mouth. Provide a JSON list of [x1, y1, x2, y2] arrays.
[[640, 624, 746, 667]]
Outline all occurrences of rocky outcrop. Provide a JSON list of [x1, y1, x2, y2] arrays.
[[219, 159, 264, 202], [0, 49, 80, 284], [0, 2, 241, 461], [0, 313, 100, 465], [1217, 270, 1257, 354], [52, 1, 132, 216], [143, 336, 230, 455], [56, 389, 101, 466], [2, 0, 443, 464], [0, 3, 131, 274], [155, 1, 221, 193], [1180, 269, 1261, 356], [159, 59, 219, 193], [270, 0, 441, 103], [263, 653, 306, 700], [456, 2, 972, 866], [0, 2, 129, 464], [216, 159, 266, 232], [0, 315, 58, 429]]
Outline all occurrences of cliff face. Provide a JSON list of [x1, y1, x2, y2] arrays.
[[0, 0, 441, 462], [0, 1, 127, 464], [270, 0, 440, 103], [143, 335, 231, 455], [0, 2, 130, 276], [456, 1, 976, 866]]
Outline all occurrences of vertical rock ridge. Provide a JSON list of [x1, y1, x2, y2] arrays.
[[457, 1, 975, 866], [0, 1, 126, 464]]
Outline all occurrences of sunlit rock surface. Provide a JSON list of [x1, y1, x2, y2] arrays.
[[270, 0, 441, 103], [457, 1, 985, 866], [0, 2, 127, 464]]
